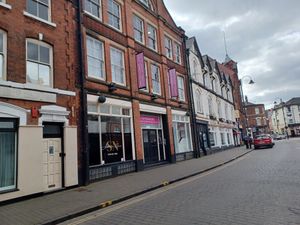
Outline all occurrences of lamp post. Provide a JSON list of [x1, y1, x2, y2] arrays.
[[239, 75, 255, 137]]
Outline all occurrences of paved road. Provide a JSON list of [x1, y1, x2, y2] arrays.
[[62, 138, 300, 225]]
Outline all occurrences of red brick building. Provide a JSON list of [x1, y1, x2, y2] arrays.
[[0, 0, 79, 202], [78, 0, 193, 183], [220, 57, 246, 141], [244, 99, 268, 136]]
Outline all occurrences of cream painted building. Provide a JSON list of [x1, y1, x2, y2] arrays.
[[187, 38, 236, 155]]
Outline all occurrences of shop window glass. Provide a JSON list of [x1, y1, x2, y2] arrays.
[[100, 104, 110, 114], [101, 116, 123, 164], [123, 118, 133, 161], [173, 116, 192, 154], [88, 105, 133, 166], [0, 120, 17, 192], [88, 115, 100, 166]]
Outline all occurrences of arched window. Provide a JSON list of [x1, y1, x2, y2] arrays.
[[196, 90, 202, 113], [26, 39, 53, 87]]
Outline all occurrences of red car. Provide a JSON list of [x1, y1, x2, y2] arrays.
[[254, 134, 275, 149]]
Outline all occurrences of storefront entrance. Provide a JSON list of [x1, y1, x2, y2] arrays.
[[143, 129, 165, 164], [141, 114, 166, 165]]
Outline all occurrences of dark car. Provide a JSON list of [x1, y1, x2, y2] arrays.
[[254, 134, 275, 149]]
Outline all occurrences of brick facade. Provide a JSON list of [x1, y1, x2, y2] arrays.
[[79, 0, 192, 183], [0, 0, 79, 202]]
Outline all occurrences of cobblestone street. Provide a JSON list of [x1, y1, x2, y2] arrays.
[[64, 138, 300, 225]]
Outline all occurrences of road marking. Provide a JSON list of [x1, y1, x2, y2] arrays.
[[63, 155, 248, 225]]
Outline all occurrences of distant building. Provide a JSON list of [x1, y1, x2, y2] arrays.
[[186, 37, 236, 155], [244, 98, 268, 136], [272, 97, 300, 137]]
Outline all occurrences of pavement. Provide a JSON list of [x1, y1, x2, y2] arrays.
[[61, 138, 300, 225], [0, 146, 252, 225]]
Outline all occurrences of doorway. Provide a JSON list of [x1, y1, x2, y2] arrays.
[[42, 123, 64, 191], [143, 129, 165, 165]]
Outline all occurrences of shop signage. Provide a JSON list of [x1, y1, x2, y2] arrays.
[[141, 115, 160, 125]]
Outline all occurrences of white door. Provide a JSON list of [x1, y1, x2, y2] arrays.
[[43, 138, 62, 191]]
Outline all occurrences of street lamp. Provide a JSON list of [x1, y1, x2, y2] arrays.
[[240, 75, 255, 137]]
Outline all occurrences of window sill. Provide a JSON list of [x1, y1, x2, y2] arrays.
[[0, 188, 19, 195], [83, 10, 102, 23], [0, 80, 75, 96], [23, 11, 56, 28], [0, 2, 12, 10]]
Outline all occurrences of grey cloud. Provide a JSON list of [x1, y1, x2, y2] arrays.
[[164, 0, 300, 105]]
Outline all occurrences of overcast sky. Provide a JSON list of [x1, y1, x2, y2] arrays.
[[164, 0, 300, 109]]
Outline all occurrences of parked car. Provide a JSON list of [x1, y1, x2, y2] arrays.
[[254, 134, 275, 149], [272, 134, 287, 140]]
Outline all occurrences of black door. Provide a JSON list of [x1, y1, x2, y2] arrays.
[[143, 130, 159, 164], [197, 123, 209, 155]]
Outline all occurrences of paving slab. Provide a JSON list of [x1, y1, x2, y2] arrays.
[[0, 147, 251, 225]]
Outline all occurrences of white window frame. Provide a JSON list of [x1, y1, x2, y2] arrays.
[[174, 42, 181, 64], [255, 107, 260, 114], [26, 39, 53, 87], [0, 0, 12, 10], [151, 64, 161, 95], [172, 115, 193, 153], [107, 0, 121, 31], [25, 0, 52, 22], [140, 61, 149, 92], [133, 15, 144, 44], [84, 0, 102, 20], [164, 36, 173, 59], [256, 117, 262, 126], [0, 119, 18, 192], [177, 75, 185, 101], [0, 30, 7, 81], [87, 102, 134, 165], [110, 46, 126, 86], [86, 35, 105, 80], [147, 24, 157, 51]]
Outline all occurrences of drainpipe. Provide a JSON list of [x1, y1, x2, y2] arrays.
[[77, 0, 89, 185], [183, 36, 201, 158]]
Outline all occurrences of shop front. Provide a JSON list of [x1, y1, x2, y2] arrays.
[[87, 96, 136, 182], [172, 111, 193, 161], [140, 114, 166, 165]]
